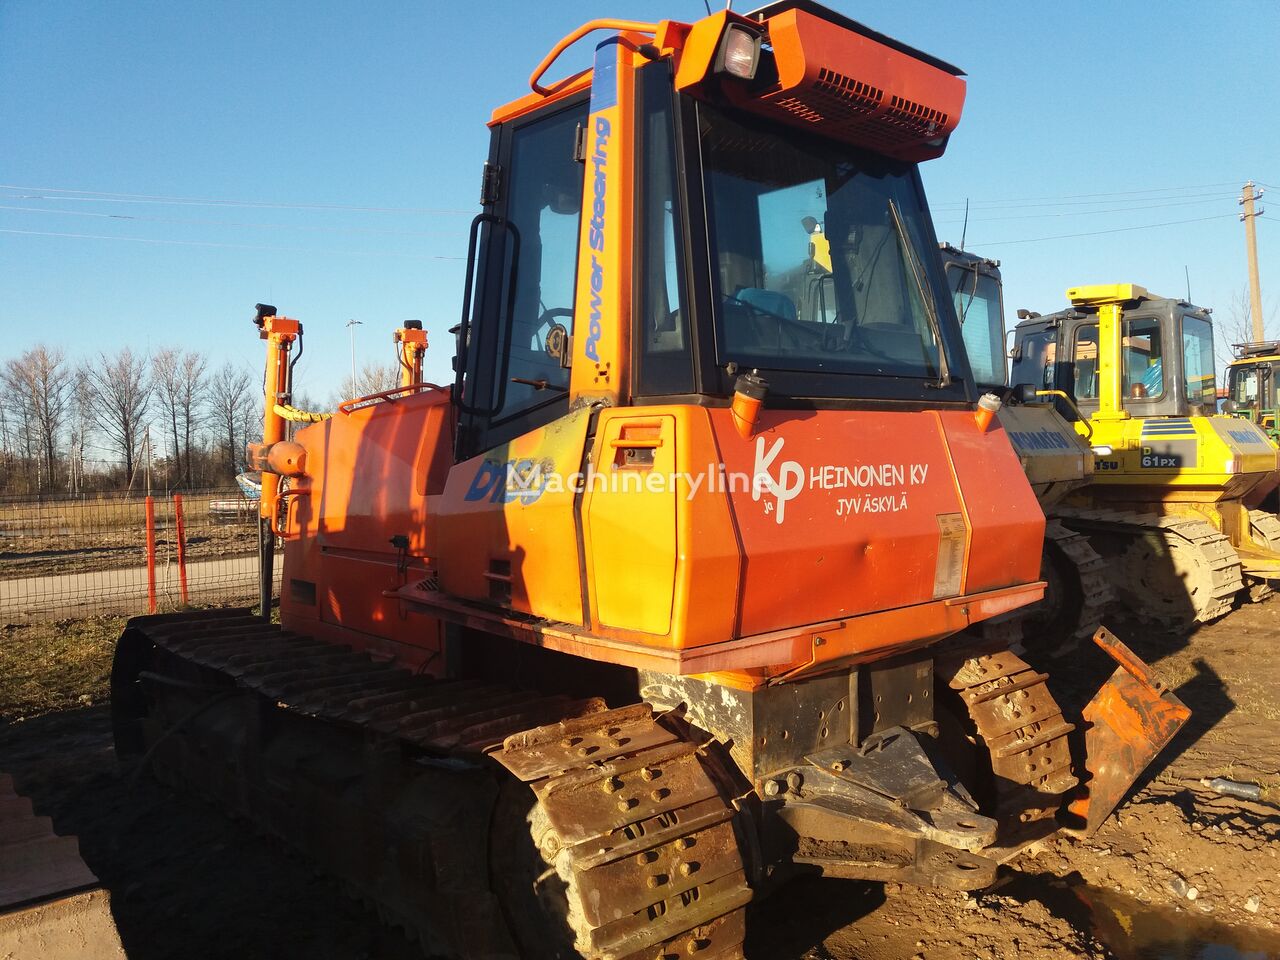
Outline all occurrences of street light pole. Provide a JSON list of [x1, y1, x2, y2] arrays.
[[345, 318, 363, 394]]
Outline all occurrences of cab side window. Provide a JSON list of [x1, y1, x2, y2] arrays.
[[1011, 329, 1056, 391], [459, 101, 588, 458], [1181, 315, 1216, 406], [1122, 317, 1164, 400], [492, 107, 585, 423], [1073, 325, 1100, 400]]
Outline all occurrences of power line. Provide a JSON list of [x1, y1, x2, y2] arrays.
[[931, 189, 1236, 212], [0, 227, 465, 259], [0, 204, 465, 239], [930, 181, 1242, 208], [0, 184, 472, 216], [2, 178, 1249, 213], [935, 195, 1234, 225], [973, 214, 1235, 247]]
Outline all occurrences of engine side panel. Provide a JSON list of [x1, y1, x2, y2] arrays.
[[278, 389, 452, 666]]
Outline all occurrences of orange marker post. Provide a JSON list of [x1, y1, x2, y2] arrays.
[[174, 494, 189, 604], [145, 495, 158, 614]]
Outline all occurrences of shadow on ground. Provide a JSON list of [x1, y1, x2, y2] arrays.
[[0, 706, 423, 960], [746, 875, 885, 958]]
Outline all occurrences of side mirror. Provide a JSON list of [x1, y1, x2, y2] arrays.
[[1220, 399, 1237, 414], [449, 323, 465, 373]]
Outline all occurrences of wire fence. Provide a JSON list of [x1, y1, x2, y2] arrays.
[[0, 489, 278, 621]]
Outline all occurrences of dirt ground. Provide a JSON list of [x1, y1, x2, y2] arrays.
[[2, 604, 1279, 959], [1030, 599, 1280, 931]]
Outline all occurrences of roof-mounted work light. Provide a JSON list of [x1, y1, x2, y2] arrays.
[[716, 23, 762, 80]]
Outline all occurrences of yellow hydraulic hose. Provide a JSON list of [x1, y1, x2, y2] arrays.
[[273, 403, 332, 423]]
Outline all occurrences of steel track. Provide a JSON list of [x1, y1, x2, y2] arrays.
[[113, 610, 751, 960], [1024, 527, 1116, 655], [1054, 507, 1242, 626], [940, 647, 1079, 861]]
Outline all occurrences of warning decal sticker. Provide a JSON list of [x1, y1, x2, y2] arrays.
[[933, 512, 967, 599]]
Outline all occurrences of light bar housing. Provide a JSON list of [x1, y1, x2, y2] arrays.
[[677, 3, 966, 163]]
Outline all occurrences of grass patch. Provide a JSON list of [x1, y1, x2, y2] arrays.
[[0, 493, 232, 532], [0, 616, 124, 722]]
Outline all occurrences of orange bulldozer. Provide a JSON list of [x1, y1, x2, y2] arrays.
[[112, 5, 1188, 956]]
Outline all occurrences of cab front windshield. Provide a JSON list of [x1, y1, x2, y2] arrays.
[[700, 103, 945, 381], [947, 266, 1005, 386]]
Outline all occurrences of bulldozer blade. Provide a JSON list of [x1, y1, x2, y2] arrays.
[[1064, 628, 1190, 836]]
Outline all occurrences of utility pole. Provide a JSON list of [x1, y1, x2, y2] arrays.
[[1239, 181, 1266, 343], [346, 318, 363, 395]]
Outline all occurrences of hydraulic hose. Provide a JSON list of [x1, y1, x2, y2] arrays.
[[273, 403, 332, 423]]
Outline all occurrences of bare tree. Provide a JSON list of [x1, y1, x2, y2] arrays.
[[207, 361, 254, 474], [1215, 288, 1279, 369], [0, 382, 36, 491], [153, 348, 208, 488], [1, 346, 73, 491], [177, 351, 208, 486], [153, 348, 182, 486], [331, 361, 401, 407], [84, 348, 152, 482], [0, 402, 17, 492], [1215, 289, 1253, 371], [65, 372, 94, 495]]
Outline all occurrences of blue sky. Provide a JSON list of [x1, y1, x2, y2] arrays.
[[2, 0, 1277, 397]]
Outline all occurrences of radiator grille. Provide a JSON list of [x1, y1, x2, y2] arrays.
[[759, 68, 950, 152]]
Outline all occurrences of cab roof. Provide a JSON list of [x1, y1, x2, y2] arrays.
[[1229, 341, 1280, 364], [1066, 283, 1160, 306]]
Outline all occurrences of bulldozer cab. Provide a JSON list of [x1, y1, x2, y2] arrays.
[[1225, 342, 1280, 441], [415, 3, 1063, 678], [453, 7, 976, 461], [939, 244, 1007, 389], [1012, 287, 1218, 421]]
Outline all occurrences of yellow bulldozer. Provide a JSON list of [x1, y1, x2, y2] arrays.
[[1223, 340, 1280, 512], [1224, 340, 1280, 443], [1012, 283, 1280, 627]]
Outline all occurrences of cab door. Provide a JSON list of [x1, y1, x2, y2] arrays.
[[439, 97, 592, 623], [455, 97, 589, 459]]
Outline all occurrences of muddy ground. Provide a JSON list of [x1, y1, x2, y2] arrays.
[[2, 605, 1279, 959]]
